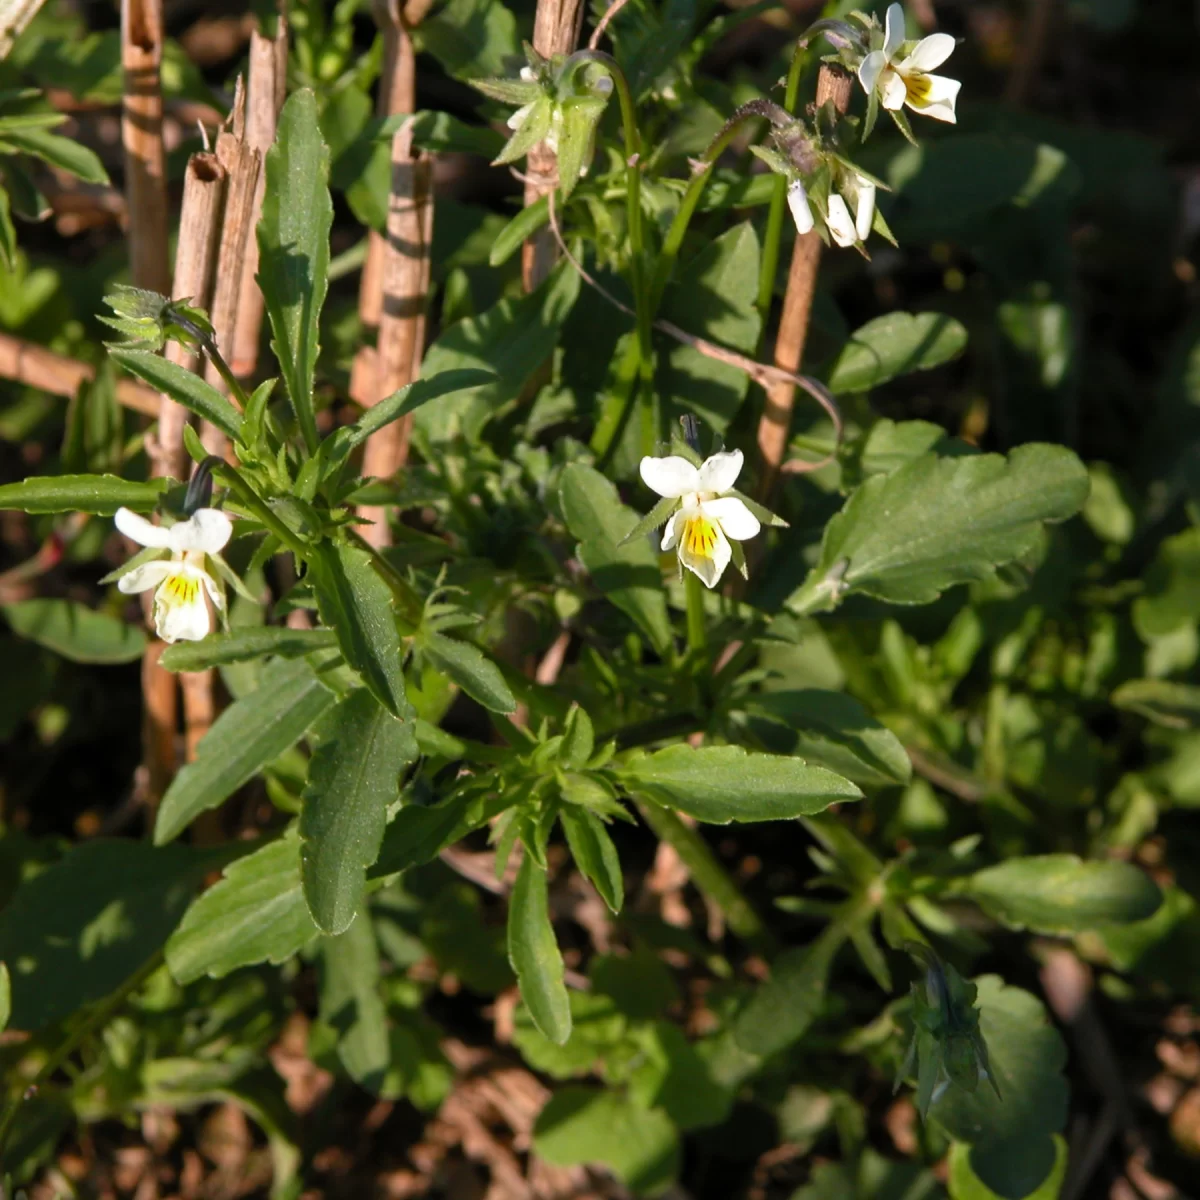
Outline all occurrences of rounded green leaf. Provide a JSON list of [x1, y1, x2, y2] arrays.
[[4, 599, 145, 663], [966, 854, 1162, 934], [827, 312, 967, 395]]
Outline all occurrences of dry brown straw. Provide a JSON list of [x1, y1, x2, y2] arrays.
[[521, 0, 586, 291], [0, 333, 158, 416], [358, 118, 433, 547], [201, 81, 261, 455], [121, 0, 170, 295], [755, 64, 853, 500], [231, 19, 288, 379]]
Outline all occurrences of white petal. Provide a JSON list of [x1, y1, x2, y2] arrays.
[[168, 507, 232, 554], [883, 3, 906, 59], [826, 193, 857, 247], [661, 509, 684, 552], [678, 519, 730, 589], [200, 564, 226, 613], [519, 67, 536, 82], [702, 496, 760, 542], [506, 102, 534, 131], [787, 180, 814, 235], [696, 449, 743, 496], [153, 569, 212, 643], [900, 32, 956, 73], [116, 558, 173, 595], [855, 179, 877, 242], [640, 455, 700, 499], [858, 50, 886, 96], [905, 73, 960, 122], [114, 507, 171, 548], [882, 70, 908, 110]]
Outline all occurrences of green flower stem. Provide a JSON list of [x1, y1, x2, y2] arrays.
[[755, 38, 812, 321], [0, 951, 164, 1160], [636, 801, 774, 951], [685, 570, 708, 655], [211, 464, 310, 559], [202, 340, 252, 413]]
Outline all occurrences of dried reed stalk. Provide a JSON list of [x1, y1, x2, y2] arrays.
[[0, 333, 158, 415], [521, 0, 586, 291], [357, 121, 433, 547], [152, 151, 226, 483], [201, 83, 261, 454], [349, 4, 420, 410], [231, 19, 288, 379], [121, 0, 170, 295], [0, 0, 49, 59], [755, 65, 853, 502]]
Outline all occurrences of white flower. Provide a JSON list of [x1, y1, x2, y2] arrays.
[[858, 3, 960, 124], [787, 179, 814, 235], [639, 449, 761, 589], [827, 176, 877, 248], [113, 507, 231, 643]]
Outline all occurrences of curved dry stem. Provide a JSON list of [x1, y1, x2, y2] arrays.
[[544, 191, 842, 473]]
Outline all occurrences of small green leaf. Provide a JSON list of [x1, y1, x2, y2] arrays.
[[372, 790, 498, 879], [559, 806, 623, 913], [826, 312, 967, 394], [488, 195, 549, 267], [155, 658, 336, 844], [508, 852, 572, 1044], [160, 627, 338, 671], [619, 745, 861, 824], [733, 923, 844, 1056], [798, 445, 1090, 608], [300, 691, 417, 934], [1111, 679, 1200, 730], [0, 473, 169, 515], [3, 599, 145, 663], [533, 1087, 680, 1194], [166, 834, 318, 983], [257, 88, 332, 453], [0, 839, 212, 1030], [560, 463, 673, 656], [741, 690, 912, 787], [965, 855, 1161, 934], [109, 348, 243, 441], [4, 125, 108, 184], [420, 631, 516, 714], [559, 705, 594, 768], [1132, 527, 1200, 640], [948, 1135, 1068, 1200], [309, 541, 409, 718], [318, 912, 389, 1092]]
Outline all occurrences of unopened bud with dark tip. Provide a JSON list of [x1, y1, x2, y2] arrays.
[[183, 456, 224, 516]]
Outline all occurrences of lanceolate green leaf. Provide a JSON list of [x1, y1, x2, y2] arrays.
[[799, 444, 1090, 608], [309, 541, 410, 718], [3, 599, 145, 663], [826, 311, 967, 395], [257, 88, 332, 453], [166, 834, 318, 984], [559, 463, 673, 657], [155, 658, 336, 845], [964, 855, 1162, 934], [160, 627, 338, 672], [0, 839, 213, 1030], [618, 745, 861, 824], [109, 348, 243, 442], [319, 915, 389, 1092], [0, 473, 169, 515], [419, 631, 516, 714], [300, 691, 417, 935], [559, 806, 623, 913], [508, 852, 572, 1045]]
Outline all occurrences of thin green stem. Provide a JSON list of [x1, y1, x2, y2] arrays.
[[212, 464, 309, 559], [685, 571, 708, 656], [637, 802, 774, 951], [203, 341, 253, 413], [0, 952, 164, 1159], [756, 38, 812, 321]]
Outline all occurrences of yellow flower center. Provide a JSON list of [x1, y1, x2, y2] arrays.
[[161, 572, 201, 606], [683, 515, 718, 560], [904, 73, 934, 104]]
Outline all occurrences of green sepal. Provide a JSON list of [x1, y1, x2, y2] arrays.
[[619, 494, 678, 546]]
